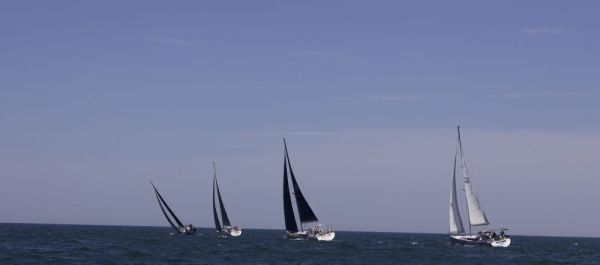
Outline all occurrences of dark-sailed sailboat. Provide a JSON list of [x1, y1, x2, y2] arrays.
[[150, 181, 196, 235], [448, 126, 510, 247], [212, 162, 242, 237], [282, 138, 335, 241]]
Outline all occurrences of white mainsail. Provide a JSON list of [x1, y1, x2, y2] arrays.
[[458, 128, 490, 227], [449, 152, 465, 234]]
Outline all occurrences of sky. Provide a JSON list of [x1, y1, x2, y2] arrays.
[[0, 1, 599, 237]]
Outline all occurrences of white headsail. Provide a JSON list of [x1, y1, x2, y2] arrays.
[[449, 151, 466, 234], [458, 128, 490, 227]]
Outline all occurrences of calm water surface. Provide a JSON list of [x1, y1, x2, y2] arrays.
[[0, 223, 598, 264]]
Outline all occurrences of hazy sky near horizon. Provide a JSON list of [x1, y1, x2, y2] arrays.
[[1, 1, 599, 237]]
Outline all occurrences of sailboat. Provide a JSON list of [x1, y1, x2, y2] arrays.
[[212, 162, 242, 237], [282, 137, 335, 241], [150, 181, 196, 235], [448, 126, 510, 247]]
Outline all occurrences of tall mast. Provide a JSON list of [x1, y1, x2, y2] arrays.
[[151, 181, 185, 229], [282, 137, 299, 232], [212, 162, 222, 232], [215, 163, 231, 227], [458, 126, 472, 235], [449, 136, 465, 235], [458, 126, 490, 235], [284, 138, 319, 227]]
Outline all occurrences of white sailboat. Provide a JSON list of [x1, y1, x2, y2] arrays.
[[212, 162, 242, 237], [448, 126, 511, 247], [282, 138, 335, 241]]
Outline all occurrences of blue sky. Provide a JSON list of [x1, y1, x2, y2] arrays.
[[1, 1, 599, 237]]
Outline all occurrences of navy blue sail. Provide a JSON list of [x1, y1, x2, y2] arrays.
[[216, 181, 231, 227], [212, 162, 232, 230], [283, 138, 319, 230], [151, 182, 185, 232], [283, 146, 299, 232], [212, 175, 222, 232]]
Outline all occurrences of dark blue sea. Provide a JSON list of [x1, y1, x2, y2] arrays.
[[1, 223, 598, 264]]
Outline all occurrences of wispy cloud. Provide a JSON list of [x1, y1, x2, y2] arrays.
[[338, 91, 592, 103], [498, 91, 592, 99], [226, 130, 338, 140], [152, 37, 202, 48], [284, 50, 360, 62], [521, 27, 567, 38], [362, 95, 424, 102], [336, 94, 457, 103]]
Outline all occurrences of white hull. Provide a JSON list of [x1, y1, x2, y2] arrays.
[[219, 226, 242, 237], [286, 226, 335, 241], [490, 237, 511, 247], [229, 229, 242, 237], [314, 231, 335, 241], [450, 235, 511, 247]]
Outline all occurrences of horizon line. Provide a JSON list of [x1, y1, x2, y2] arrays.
[[1, 221, 597, 240]]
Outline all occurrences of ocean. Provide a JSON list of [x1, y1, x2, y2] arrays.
[[0, 223, 598, 264]]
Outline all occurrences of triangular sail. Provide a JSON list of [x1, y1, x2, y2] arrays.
[[156, 192, 179, 232], [212, 174, 222, 232], [449, 148, 465, 235], [214, 165, 232, 227], [458, 126, 490, 227], [284, 139, 319, 224], [283, 144, 299, 232], [151, 182, 185, 229]]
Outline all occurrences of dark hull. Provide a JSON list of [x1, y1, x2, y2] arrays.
[[449, 235, 488, 246], [180, 228, 196, 235], [286, 231, 308, 239]]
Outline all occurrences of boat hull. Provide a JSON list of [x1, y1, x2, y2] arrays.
[[314, 231, 335, 241], [217, 227, 243, 237], [449, 235, 511, 247], [228, 229, 242, 237], [286, 231, 308, 239], [286, 230, 335, 241], [181, 228, 196, 235], [490, 237, 511, 247]]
